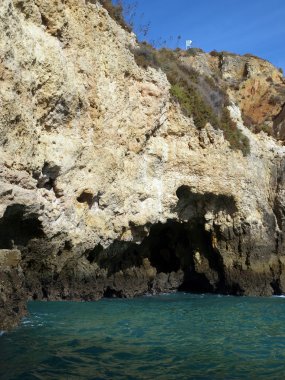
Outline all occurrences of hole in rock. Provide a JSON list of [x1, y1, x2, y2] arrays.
[[93, 219, 226, 295], [40, 13, 50, 29], [42, 287, 48, 299], [92, 186, 239, 296], [0, 204, 44, 249], [103, 287, 124, 298], [146, 222, 184, 273], [36, 162, 60, 192], [86, 244, 104, 263], [57, 239, 74, 256], [64, 240, 73, 251], [145, 220, 222, 293], [271, 279, 282, 295], [77, 191, 94, 208], [175, 185, 237, 220]]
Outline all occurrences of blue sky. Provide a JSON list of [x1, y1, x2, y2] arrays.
[[121, 0, 285, 72]]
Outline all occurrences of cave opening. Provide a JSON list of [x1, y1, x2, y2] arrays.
[[93, 218, 224, 296], [143, 220, 222, 293], [92, 185, 238, 297], [103, 286, 124, 298], [0, 204, 44, 249], [21, 185, 237, 300]]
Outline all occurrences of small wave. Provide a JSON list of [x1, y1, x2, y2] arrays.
[[22, 319, 33, 325], [144, 291, 178, 297], [0, 331, 5, 337]]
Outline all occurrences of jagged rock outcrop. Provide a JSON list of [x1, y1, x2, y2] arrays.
[[0, 249, 26, 330], [1, 0, 285, 330]]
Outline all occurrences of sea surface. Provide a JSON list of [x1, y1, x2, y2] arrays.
[[1, 293, 285, 379]]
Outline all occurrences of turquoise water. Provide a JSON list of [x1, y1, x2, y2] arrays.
[[1, 294, 285, 379]]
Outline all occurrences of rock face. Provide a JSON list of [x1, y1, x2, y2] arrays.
[[1, 0, 285, 329], [180, 51, 285, 136], [0, 249, 26, 330]]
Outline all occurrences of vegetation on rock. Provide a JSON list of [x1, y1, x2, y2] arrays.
[[133, 43, 250, 155], [96, 0, 132, 32], [99, 0, 285, 149]]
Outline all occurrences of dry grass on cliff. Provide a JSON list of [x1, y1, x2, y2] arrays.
[[97, 0, 250, 155], [95, 0, 132, 32], [132, 43, 250, 156]]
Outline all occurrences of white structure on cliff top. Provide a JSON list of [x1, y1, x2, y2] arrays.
[[186, 40, 192, 49]]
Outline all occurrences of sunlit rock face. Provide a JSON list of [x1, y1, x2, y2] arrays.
[[1, 0, 285, 329], [180, 50, 285, 136]]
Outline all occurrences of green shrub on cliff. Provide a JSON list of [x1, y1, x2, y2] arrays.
[[170, 83, 219, 130], [132, 43, 250, 156], [186, 47, 204, 56], [132, 42, 159, 69], [97, 0, 250, 156], [220, 109, 250, 156], [253, 124, 272, 135]]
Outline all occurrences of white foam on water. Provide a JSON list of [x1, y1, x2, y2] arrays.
[[0, 331, 5, 336], [22, 320, 33, 325]]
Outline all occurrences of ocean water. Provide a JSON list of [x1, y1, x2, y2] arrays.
[[1, 294, 285, 379]]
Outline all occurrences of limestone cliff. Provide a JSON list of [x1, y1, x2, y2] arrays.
[[1, 0, 285, 330], [180, 50, 285, 136]]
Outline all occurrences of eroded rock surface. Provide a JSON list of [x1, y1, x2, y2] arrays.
[[0, 249, 26, 330], [180, 50, 285, 136], [1, 0, 285, 329]]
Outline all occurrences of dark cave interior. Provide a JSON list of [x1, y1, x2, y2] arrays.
[[93, 219, 224, 295], [0, 204, 43, 249], [91, 184, 239, 296]]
